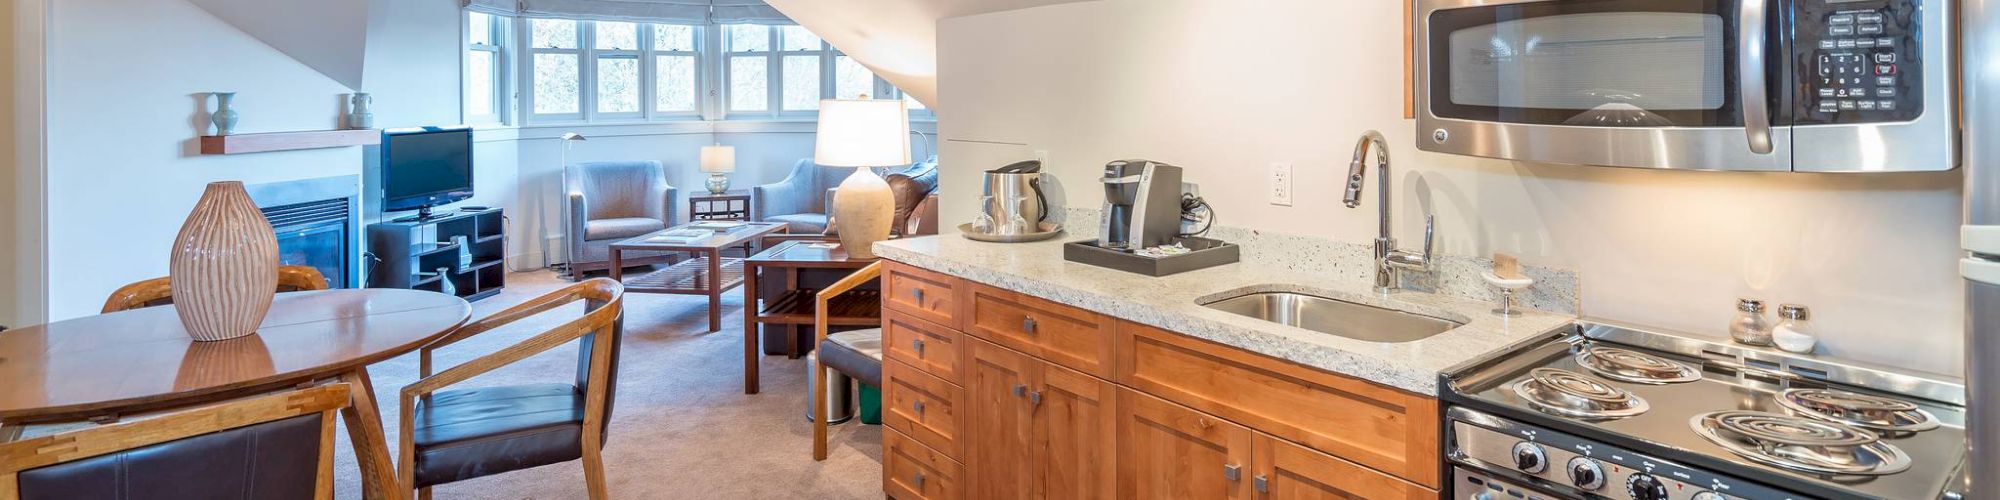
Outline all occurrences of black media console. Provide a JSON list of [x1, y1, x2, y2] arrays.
[[366, 207, 505, 301]]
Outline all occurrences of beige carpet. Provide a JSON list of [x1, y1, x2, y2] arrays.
[[331, 270, 884, 499]]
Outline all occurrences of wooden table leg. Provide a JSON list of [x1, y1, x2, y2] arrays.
[[339, 368, 403, 500], [608, 247, 624, 282], [743, 262, 760, 394], [706, 249, 722, 333], [784, 269, 800, 359]]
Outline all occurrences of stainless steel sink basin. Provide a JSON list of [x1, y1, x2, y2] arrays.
[[1198, 291, 1464, 342]]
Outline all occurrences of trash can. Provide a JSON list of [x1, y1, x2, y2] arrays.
[[805, 351, 853, 424], [858, 384, 881, 425]]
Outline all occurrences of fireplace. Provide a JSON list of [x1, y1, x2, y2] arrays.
[[247, 176, 362, 289]]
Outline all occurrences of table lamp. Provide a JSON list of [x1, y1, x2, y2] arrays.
[[700, 144, 737, 194], [815, 98, 910, 259]]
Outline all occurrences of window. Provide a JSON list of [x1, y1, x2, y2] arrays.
[[465, 12, 507, 123], [476, 17, 928, 124]]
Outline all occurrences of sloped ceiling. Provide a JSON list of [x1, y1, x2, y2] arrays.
[[764, 0, 1094, 112], [189, 0, 371, 90]]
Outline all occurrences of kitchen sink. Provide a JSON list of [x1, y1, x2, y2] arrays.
[[1198, 291, 1464, 343]]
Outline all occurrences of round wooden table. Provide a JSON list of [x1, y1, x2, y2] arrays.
[[0, 289, 471, 500]]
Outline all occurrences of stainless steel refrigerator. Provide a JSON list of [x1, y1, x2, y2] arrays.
[[1965, 0, 2000, 495]]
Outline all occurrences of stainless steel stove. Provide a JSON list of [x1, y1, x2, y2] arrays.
[[1442, 320, 1967, 500]]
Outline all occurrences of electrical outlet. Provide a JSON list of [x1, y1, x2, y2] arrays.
[[1269, 162, 1294, 206]]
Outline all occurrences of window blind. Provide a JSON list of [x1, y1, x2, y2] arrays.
[[462, 0, 790, 25]]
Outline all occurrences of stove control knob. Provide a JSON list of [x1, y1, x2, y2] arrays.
[[1510, 442, 1548, 473], [1626, 474, 1667, 500], [1691, 492, 1728, 500], [1567, 457, 1605, 490]]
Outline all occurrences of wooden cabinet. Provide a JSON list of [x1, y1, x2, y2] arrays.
[[1115, 322, 1442, 488], [1117, 389, 1254, 500], [968, 284, 1116, 379], [880, 260, 1440, 499]]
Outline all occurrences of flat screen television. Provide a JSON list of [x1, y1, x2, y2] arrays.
[[379, 126, 474, 221]]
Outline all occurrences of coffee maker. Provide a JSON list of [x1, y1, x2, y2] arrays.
[[1098, 159, 1183, 250]]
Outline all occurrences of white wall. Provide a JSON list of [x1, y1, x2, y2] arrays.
[[938, 0, 1966, 374]]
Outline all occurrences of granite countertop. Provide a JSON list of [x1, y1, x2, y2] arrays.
[[873, 232, 1578, 396]]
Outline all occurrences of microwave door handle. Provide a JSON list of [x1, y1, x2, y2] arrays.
[[1739, 0, 1774, 154]]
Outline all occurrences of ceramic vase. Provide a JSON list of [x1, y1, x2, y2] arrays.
[[211, 92, 239, 136], [348, 92, 374, 129], [831, 167, 894, 259], [169, 181, 279, 342], [706, 173, 731, 194]]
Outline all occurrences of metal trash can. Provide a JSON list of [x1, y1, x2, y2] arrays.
[[806, 351, 854, 424]]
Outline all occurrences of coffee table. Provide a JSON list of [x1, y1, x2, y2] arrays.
[[740, 239, 879, 394], [609, 221, 789, 332]]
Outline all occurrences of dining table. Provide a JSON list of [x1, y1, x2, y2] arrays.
[[0, 288, 472, 500]]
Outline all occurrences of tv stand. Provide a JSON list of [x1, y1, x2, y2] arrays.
[[392, 206, 457, 223], [367, 207, 504, 301]]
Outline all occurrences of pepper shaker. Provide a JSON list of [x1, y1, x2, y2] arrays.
[[1729, 298, 1774, 346], [1772, 304, 1818, 353]]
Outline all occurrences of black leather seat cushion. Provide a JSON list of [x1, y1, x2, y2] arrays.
[[16, 414, 322, 500], [410, 383, 586, 487], [819, 328, 884, 387]]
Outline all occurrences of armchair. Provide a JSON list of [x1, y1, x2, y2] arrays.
[[565, 161, 679, 277], [753, 159, 842, 234], [399, 278, 625, 500]]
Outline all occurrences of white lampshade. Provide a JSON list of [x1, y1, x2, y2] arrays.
[[700, 144, 736, 173], [814, 99, 910, 167]]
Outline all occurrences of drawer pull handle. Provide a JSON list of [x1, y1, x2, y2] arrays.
[[1022, 316, 1037, 333], [913, 471, 927, 488], [912, 339, 926, 355], [1013, 384, 1027, 397], [1197, 417, 1213, 429], [1253, 474, 1268, 493], [911, 288, 925, 303], [1029, 390, 1043, 407], [1223, 464, 1241, 481], [913, 400, 926, 414]]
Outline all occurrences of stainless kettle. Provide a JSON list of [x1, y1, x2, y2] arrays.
[[978, 160, 1049, 235]]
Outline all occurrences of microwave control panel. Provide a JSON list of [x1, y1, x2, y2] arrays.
[[1793, 0, 1925, 124]]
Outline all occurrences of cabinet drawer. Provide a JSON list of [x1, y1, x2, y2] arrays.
[[1114, 322, 1441, 488], [885, 358, 966, 460], [1255, 433, 1432, 500], [883, 308, 962, 382], [884, 261, 964, 330], [968, 284, 1115, 378], [885, 429, 963, 500]]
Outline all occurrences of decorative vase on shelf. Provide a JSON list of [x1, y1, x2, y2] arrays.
[[210, 92, 239, 136], [169, 181, 279, 342], [348, 92, 374, 129]]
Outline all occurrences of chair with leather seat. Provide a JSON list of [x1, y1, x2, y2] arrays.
[[565, 160, 681, 277], [100, 265, 330, 313], [0, 383, 352, 500], [810, 261, 884, 461], [398, 278, 625, 500]]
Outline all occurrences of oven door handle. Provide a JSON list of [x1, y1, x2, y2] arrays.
[[1740, 0, 1774, 154]]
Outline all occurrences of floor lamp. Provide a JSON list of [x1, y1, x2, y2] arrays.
[[816, 99, 910, 260], [554, 132, 587, 276]]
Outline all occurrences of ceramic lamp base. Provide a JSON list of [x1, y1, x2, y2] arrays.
[[831, 168, 894, 260], [705, 173, 731, 194]]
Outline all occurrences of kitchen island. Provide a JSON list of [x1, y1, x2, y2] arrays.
[[869, 231, 1574, 499]]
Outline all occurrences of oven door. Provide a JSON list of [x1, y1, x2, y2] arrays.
[[1416, 0, 1792, 171]]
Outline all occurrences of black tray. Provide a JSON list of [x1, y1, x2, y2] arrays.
[[1062, 237, 1240, 276]]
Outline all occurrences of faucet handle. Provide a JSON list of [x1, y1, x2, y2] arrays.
[[1420, 213, 1435, 263], [1386, 214, 1436, 271]]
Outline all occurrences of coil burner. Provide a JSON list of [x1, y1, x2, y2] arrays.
[[1511, 368, 1649, 419], [1575, 345, 1702, 384], [1691, 410, 1912, 476], [1776, 389, 1940, 433]]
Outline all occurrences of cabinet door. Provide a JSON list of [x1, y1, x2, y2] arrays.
[[965, 337, 1035, 500], [1252, 434, 1432, 500], [1032, 362, 1117, 500], [1116, 389, 1252, 500]]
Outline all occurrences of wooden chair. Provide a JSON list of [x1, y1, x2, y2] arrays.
[[0, 383, 351, 500], [100, 265, 330, 313], [811, 261, 884, 461], [398, 278, 624, 500]]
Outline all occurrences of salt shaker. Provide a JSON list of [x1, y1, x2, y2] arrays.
[[1772, 304, 1818, 353], [1729, 298, 1774, 346]]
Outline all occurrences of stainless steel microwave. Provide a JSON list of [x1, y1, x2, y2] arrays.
[[1415, 0, 1956, 172]]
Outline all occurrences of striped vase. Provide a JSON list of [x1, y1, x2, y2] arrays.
[[169, 181, 279, 342]]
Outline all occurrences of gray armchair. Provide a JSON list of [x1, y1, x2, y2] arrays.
[[753, 159, 842, 234], [565, 160, 679, 276]]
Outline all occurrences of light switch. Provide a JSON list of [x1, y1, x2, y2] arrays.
[[1269, 163, 1294, 206]]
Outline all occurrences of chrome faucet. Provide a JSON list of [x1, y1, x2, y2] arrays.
[[1343, 130, 1434, 293]]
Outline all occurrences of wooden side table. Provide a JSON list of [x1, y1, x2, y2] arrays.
[[741, 239, 878, 394], [689, 189, 752, 221]]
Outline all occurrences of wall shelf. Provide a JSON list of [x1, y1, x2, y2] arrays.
[[198, 129, 379, 155]]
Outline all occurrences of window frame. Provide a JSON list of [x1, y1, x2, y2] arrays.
[[464, 11, 510, 125], [524, 18, 586, 122]]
